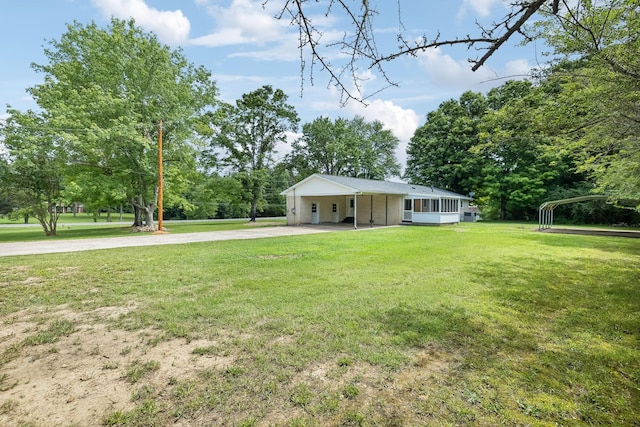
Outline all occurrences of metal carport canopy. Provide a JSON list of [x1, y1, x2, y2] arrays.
[[538, 195, 608, 229]]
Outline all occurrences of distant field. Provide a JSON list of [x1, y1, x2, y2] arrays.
[[0, 222, 638, 426], [0, 217, 285, 243], [0, 212, 136, 225]]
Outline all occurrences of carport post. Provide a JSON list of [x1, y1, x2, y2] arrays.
[[370, 195, 373, 227], [353, 193, 358, 229]]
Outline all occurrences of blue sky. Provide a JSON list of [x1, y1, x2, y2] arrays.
[[0, 0, 545, 169]]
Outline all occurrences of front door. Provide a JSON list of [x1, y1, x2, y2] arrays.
[[347, 198, 354, 217], [332, 203, 339, 223], [311, 203, 320, 224], [403, 198, 413, 222]]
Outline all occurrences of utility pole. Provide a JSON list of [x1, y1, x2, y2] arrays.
[[154, 119, 167, 234]]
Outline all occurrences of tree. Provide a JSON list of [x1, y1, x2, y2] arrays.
[[0, 154, 14, 216], [209, 86, 299, 222], [27, 18, 218, 229], [346, 116, 401, 180], [530, 1, 640, 202], [273, 0, 567, 103], [476, 81, 580, 220], [287, 117, 353, 178], [287, 115, 400, 181], [406, 81, 584, 220], [405, 91, 487, 195], [0, 111, 67, 235]]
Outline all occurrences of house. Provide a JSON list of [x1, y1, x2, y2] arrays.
[[281, 174, 474, 227]]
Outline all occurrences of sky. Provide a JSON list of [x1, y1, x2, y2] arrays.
[[0, 0, 546, 173]]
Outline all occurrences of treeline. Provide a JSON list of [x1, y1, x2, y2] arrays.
[[2, 0, 639, 236]]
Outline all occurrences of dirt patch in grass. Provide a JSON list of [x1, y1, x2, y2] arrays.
[[0, 306, 235, 427], [0, 305, 458, 426]]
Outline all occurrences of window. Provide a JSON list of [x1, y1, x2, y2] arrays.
[[404, 199, 412, 210], [311, 203, 317, 213], [332, 203, 337, 213], [421, 199, 439, 212], [441, 198, 459, 213]]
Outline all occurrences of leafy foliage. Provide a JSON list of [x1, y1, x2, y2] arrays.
[[531, 0, 640, 203], [405, 91, 486, 195], [208, 85, 299, 221], [1, 111, 68, 235], [287, 115, 400, 181], [27, 18, 218, 228]]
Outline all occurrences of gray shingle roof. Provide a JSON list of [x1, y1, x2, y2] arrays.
[[314, 174, 471, 199]]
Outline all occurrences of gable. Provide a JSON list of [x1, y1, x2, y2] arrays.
[[283, 175, 355, 196]]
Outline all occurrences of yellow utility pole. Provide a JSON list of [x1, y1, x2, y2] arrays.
[[154, 119, 167, 234]]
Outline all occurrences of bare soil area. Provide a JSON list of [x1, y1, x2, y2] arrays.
[[0, 305, 233, 427], [1, 304, 453, 426]]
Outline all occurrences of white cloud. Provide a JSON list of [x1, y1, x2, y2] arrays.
[[417, 47, 531, 92], [347, 99, 420, 171], [190, 0, 288, 48], [190, 0, 345, 64], [92, 0, 190, 45], [457, 0, 506, 19]]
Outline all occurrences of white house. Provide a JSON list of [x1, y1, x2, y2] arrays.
[[281, 174, 474, 228]]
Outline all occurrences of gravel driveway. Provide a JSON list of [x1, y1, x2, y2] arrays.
[[0, 225, 344, 257]]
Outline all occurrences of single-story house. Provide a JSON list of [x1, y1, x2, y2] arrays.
[[281, 174, 474, 227]]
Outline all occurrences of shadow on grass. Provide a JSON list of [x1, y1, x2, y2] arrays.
[[373, 251, 639, 425], [0, 225, 134, 242], [464, 256, 640, 425], [380, 303, 485, 348], [531, 230, 640, 256]]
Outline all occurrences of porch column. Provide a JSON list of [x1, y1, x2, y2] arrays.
[[353, 193, 358, 229]]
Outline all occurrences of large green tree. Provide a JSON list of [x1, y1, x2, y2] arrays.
[[405, 91, 486, 194], [346, 116, 401, 180], [287, 115, 400, 181], [406, 81, 584, 220], [27, 18, 218, 229], [476, 81, 572, 220], [531, 0, 640, 202], [209, 85, 299, 222], [1, 111, 68, 235]]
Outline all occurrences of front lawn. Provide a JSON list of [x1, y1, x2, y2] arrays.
[[0, 222, 638, 426]]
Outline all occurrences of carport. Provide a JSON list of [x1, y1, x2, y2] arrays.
[[538, 195, 608, 230]]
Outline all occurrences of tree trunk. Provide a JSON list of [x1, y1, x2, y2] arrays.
[[143, 204, 155, 228], [132, 205, 143, 227], [249, 193, 258, 222], [107, 207, 112, 222]]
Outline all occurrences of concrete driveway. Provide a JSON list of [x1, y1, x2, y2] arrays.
[[0, 225, 345, 257]]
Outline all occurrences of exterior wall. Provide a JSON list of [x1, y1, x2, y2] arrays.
[[354, 194, 403, 225], [285, 195, 303, 225], [412, 212, 460, 224]]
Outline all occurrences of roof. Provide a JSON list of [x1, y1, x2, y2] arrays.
[[283, 173, 473, 199]]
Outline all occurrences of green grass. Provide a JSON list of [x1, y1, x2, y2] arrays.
[[0, 222, 638, 426], [0, 212, 137, 224], [0, 217, 285, 243]]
